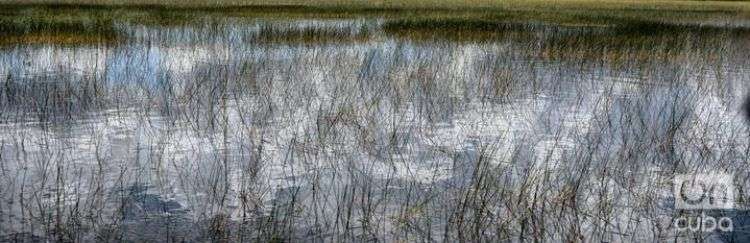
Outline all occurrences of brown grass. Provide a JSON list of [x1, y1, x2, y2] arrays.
[[0, 32, 114, 45]]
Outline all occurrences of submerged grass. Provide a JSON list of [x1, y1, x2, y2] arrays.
[[1, 25, 747, 240]]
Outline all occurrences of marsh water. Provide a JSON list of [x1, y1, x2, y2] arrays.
[[1, 18, 749, 242]]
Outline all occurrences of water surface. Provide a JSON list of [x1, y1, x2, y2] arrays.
[[1, 18, 749, 242]]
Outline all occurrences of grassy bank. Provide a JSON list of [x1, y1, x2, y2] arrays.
[[1, 0, 750, 11], [0, 1, 749, 45], [2, 0, 750, 19]]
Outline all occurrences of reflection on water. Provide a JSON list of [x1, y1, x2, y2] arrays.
[[0, 19, 749, 242]]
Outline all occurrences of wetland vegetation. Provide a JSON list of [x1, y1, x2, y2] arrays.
[[0, 1, 749, 242]]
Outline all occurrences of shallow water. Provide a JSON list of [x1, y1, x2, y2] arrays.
[[0, 18, 749, 242]]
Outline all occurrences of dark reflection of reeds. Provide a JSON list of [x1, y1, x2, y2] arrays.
[[255, 23, 371, 44]]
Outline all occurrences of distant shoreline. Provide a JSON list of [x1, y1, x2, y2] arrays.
[[0, 0, 749, 12], [2, 0, 749, 46]]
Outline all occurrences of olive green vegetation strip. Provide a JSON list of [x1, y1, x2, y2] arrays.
[[1, 1, 748, 24], [0, 0, 749, 12], [0, 1, 749, 45]]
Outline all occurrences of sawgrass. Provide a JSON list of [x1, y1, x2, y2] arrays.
[[1, 1, 748, 45], [1, 0, 749, 11]]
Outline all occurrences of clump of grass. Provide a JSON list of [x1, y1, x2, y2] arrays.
[[384, 18, 524, 32], [0, 17, 118, 45], [382, 18, 539, 42], [0, 5, 202, 45], [256, 23, 371, 44], [0, 32, 112, 45]]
